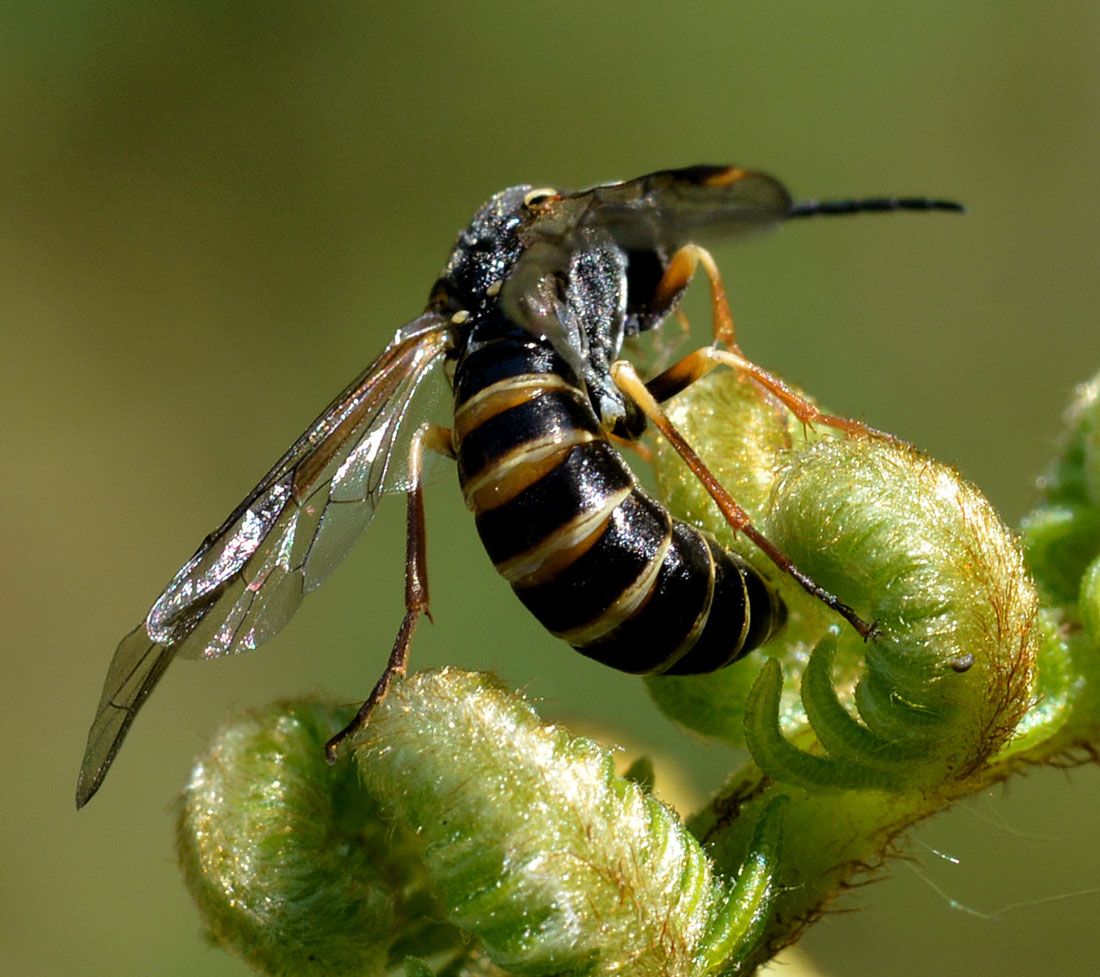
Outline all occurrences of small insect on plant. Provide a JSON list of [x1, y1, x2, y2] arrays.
[[76, 165, 962, 808]]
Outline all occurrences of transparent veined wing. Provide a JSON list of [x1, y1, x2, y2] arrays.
[[76, 312, 454, 807], [576, 165, 792, 251]]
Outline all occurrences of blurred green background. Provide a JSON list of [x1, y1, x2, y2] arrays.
[[4, 2, 1099, 975]]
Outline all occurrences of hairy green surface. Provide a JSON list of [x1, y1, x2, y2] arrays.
[[355, 669, 781, 977], [176, 700, 460, 976]]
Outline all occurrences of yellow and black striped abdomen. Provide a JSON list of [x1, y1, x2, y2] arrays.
[[451, 320, 784, 674]]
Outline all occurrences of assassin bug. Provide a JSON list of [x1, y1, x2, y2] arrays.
[[76, 165, 962, 807]]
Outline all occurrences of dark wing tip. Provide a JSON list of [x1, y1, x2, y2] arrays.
[[75, 776, 98, 810], [75, 708, 130, 810], [75, 631, 179, 810]]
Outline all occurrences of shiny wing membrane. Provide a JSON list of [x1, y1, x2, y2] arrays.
[[576, 164, 793, 251], [76, 313, 453, 807]]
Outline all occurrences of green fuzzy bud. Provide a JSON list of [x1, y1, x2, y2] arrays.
[[1018, 370, 1100, 753], [176, 699, 460, 977], [1023, 374, 1100, 604], [765, 433, 1038, 784], [354, 668, 782, 977], [643, 367, 1064, 971], [648, 370, 1039, 787], [174, 682, 792, 975]]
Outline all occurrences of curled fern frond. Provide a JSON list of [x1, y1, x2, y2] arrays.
[[649, 370, 1039, 788], [175, 676, 792, 976], [646, 368, 1068, 972], [763, 432, 1038, 786], [1019, 371, 1100, 755], [175, 699, 462, 977], [353, 668, 785, 977]]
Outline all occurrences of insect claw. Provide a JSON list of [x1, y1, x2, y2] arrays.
[[826, 594, 878, 640], [324, 702, 376, 762]]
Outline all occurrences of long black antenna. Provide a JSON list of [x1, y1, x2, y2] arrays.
[[788, 196, 965, 218]]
